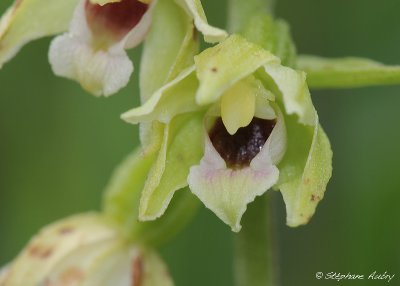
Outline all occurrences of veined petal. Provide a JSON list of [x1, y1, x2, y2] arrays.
[[48, 0, 137, 96], [263, 63, 316, 126], [188, 109, 286, 232], [0, 0, 79, 68], [297, 55, 400, 89], [121, 66, 200, 124], [139, 112, 204, 220], [195, 35, 279, 105], [175, 0, 227, 43], [277, 112, 332, 227]]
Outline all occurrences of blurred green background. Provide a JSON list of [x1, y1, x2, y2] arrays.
[[0, 0, 399, 285]]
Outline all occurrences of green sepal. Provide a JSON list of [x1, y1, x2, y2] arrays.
[[276, 112, 332, 227], [297, 55, 400, 89], [0, 0, 79, 68], [139, 112, 204, 221], [122, 67, 201, 125], [194, 35, 279, 105], [175, 0, 227, 44], [140, 0, 198, 102], [103, 145, 200, 247]]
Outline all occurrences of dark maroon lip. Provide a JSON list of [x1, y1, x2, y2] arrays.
[[85, 0, 149, 41], [209, 117, 276, 169]]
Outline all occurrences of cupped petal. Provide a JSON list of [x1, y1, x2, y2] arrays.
[[194, 35, 279, 105], [175, 0, 227, 43], [121, 66, 200, 124], [297, 55, 400, 89], [49, 33, 133, 96], [0, 0, 79, 68], [188, 108, 286, 232], [48, 0, 135, 96], [277, 112, 332, 227]]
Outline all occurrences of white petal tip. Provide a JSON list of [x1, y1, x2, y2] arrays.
[[49, 34, 133, 97]]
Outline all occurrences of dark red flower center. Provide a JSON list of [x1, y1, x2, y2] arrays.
[[209, 117, 276, 169], [85, 0, 149, 42]]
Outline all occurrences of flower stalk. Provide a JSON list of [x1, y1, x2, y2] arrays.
[[233, 195, 279, 286], [229, 0, 279, 285]]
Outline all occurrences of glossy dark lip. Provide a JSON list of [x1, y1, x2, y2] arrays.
[[209, 117, 276, 169]]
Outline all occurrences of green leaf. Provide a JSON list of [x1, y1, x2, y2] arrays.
[[0, 0, 79, 68], [140, 0, 198, 102], [297, 55, 400, 89], [194, 34, 279, 105], [139, 112, 204, 220], [277, 113, 332, 227]]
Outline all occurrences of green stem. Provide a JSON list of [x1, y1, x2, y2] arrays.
[[233, 195, 279, 286], [228, 0, 279, 285], [228, 0, 275, 33]]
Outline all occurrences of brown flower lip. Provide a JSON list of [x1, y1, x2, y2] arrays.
[[209, 117, 276, 169]]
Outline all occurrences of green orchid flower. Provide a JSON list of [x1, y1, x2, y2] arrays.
[[0, 213, 174, 286], [119, 34, 331, 232], [0, 0, 227, 96]]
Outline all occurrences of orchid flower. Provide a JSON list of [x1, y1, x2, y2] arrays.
[[120, 34, 332, 232], [0, 213, 173, 286], [0, 0, 227, 96]]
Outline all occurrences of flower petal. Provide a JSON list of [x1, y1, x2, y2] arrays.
[[45, 245, 174, 286], [139, 112, 204, 220], [0, 0, 79, 68], [194, 35, 279, 105], [175, 0, 227, 43], [1, 213, 118, 285], [124, 0, 157, 49], [277, 112, 332, 227], [48, 0, 135, 96], [188, 109, 286, 232], [297, 55, 400, 89], [262, 63, 316, 126], [121, 66, 199, 124], [49, 34, 133, 96]]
